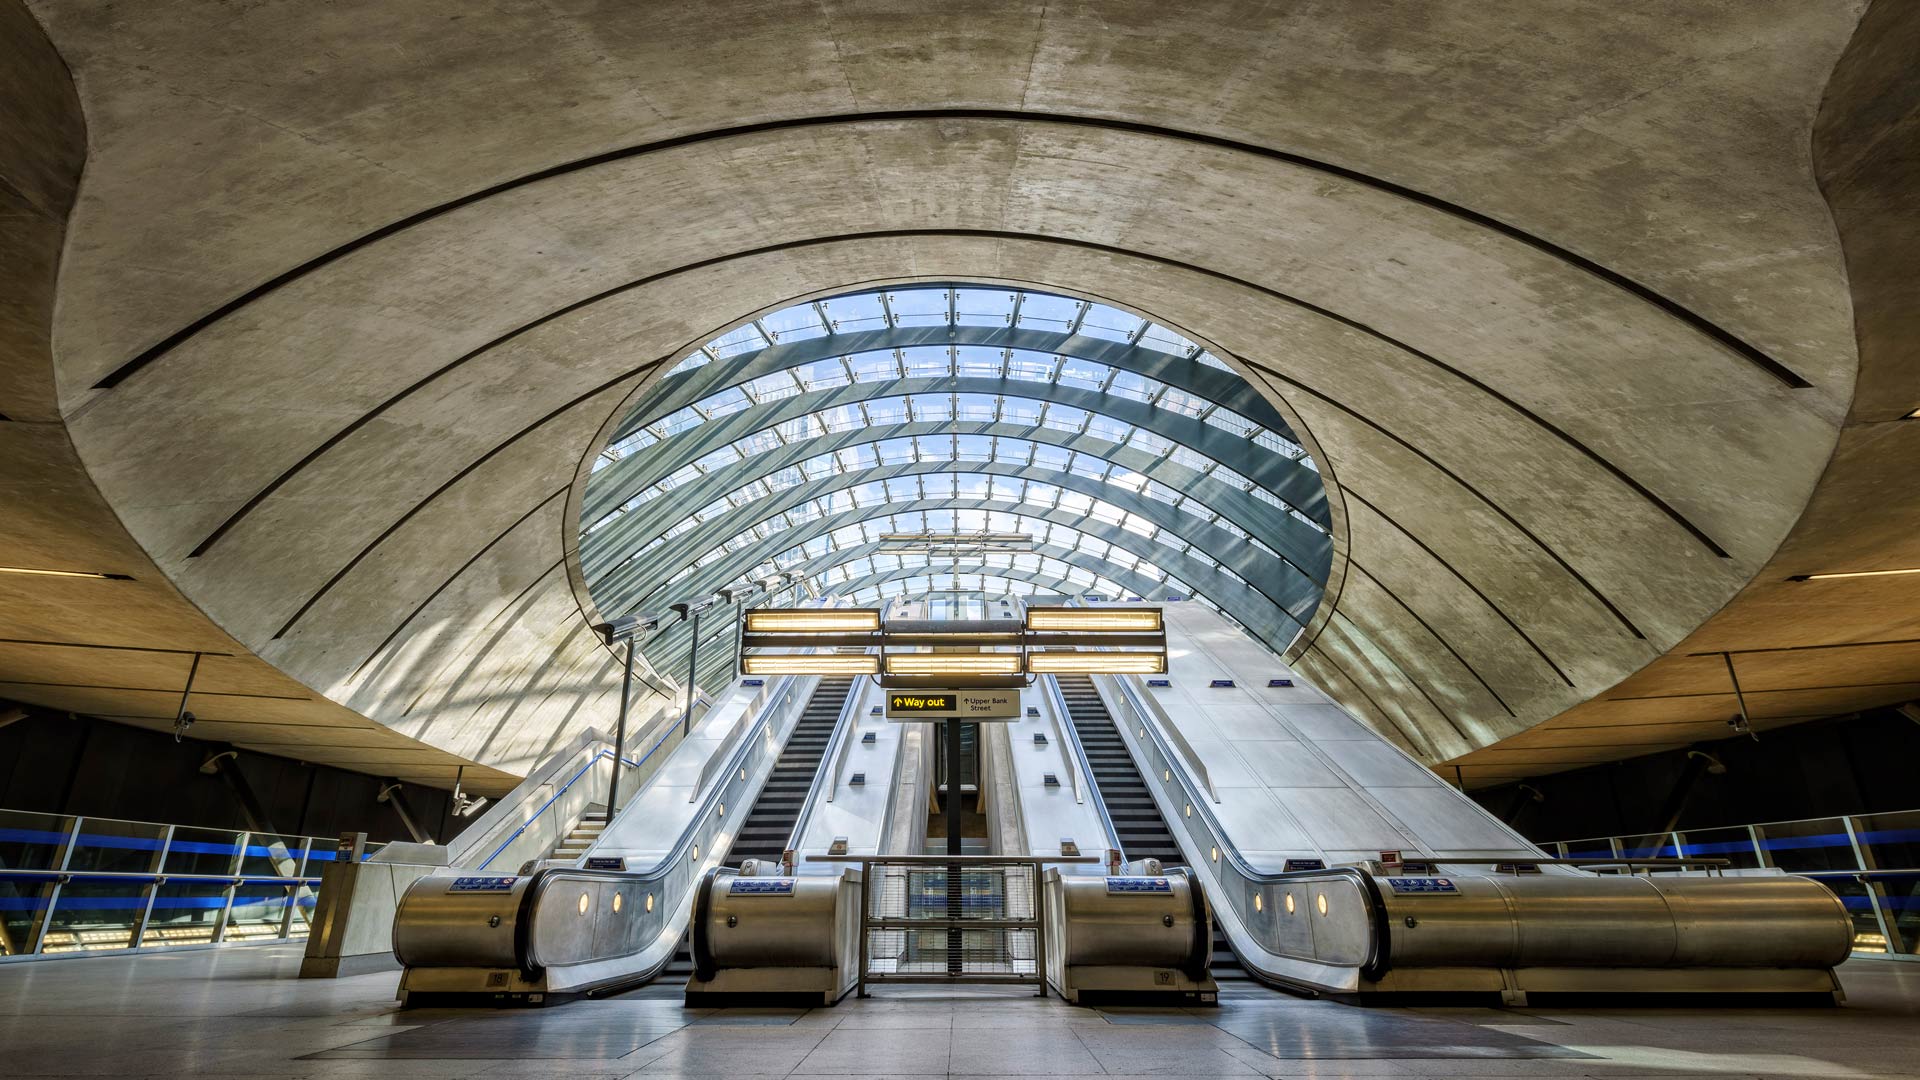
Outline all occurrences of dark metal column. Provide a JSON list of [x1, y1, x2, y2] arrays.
[[608, 641, 635, 824], [945, 718, 964, 857], [683, 608, 704, 736]]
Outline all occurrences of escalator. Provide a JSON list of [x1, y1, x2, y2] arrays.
[[395, 672, 860, 1002], [1054, 674, 1249, 988], [725, 675, 855, 868]]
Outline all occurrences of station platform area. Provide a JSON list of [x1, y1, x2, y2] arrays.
[[4, 946, 1917, 1079]]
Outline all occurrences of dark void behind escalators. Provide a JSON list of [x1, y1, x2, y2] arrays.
[[1055, 674, 1247, 987]]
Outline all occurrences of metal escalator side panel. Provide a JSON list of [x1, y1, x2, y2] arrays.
[[690, 867, 724, 982], [390, 871, 533, 970]]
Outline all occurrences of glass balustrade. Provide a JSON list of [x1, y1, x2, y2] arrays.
[[1549, 810, 1920, 959], [0, 808, 379, 959]]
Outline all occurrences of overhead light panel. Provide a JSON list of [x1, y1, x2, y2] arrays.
[[741, 654, 880, 676], [0, 565, 132, 580], [1026, 607, 1162, 632], [1027, 651, 1167, 674], [742, 609, 881, 633], [1788, 567, 1920, 581], [884, 653, 1024, 676]]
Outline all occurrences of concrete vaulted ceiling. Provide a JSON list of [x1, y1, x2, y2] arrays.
[[0, 0, 1915, 795]]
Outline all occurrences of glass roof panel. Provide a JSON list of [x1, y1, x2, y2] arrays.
[[821, 293, 887, 333], [954, 288, 1013, 327], [887, 289, 948, 327], [1079, 304, 1146, 344], [1014, 293, 1079, 331], [759, 305, 829, 344]]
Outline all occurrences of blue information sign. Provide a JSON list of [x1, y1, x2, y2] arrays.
[[728, 877, 796, 895], [449, 876, 518, 892], [1385, 877, 1458, 894], [1106, 876, 1173, 894]]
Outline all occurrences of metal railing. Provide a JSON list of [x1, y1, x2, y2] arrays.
[[0, 809, 381, 959], [1550, 810, 1920, 959], [843, 855, 1054, 996]]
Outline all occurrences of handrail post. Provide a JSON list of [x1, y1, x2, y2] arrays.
[[132, 823, 174, 949], [29, 816, 83, 955], [213, 832, 246, 943]]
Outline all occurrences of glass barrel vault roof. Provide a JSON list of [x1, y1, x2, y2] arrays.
[[579, 284, 1333, 686]]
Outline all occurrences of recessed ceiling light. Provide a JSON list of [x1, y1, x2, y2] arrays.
[[0, 565, 132, 580], [1788, 567, 1920, 581], [1907, 407, 1920, 419]]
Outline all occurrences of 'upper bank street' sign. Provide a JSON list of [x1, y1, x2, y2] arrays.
[[885, 690, 1020, 721]]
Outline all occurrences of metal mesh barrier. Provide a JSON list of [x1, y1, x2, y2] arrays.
[[856, 858, 1044, 990]]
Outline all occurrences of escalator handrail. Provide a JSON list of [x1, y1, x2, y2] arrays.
[[782, 674, 866, 860], [529, 672, 805, 890], [474, 745, 648, 870], [1043, 673, 1125, 865], [1099, 666, 1388, 976]]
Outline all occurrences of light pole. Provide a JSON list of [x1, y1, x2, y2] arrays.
[[593, 613, 658, 824], [670, 596, 721, 737]]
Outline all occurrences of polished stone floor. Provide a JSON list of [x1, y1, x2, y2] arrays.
[[2, 947, 1917, 1079]]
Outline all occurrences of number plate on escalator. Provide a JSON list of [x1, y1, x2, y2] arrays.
[[1106, 876, 1173, 894], [1385, 877, 1457, 894], [728, 878, 796, 895], [449, 876, 518, 892]]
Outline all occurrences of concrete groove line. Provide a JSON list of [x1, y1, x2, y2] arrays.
[[181, 225, 1723, 568], [1344, 559, 1518, 717], [270, 367, 653, 640], [1329, 606, 1470, 750], [1247, 359, 1647, 641], [91, 109, 1807, 393], [1301, 639, 1418, 754], [349, 485, 570, 675], [1233, 364, 1356, 671], [1337, 488, 1576, 687], [397, 556, 565, 718]]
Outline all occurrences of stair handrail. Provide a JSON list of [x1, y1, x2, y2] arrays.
[[452, 726, 629, 868], [1044, 673, 1124, 866], [471, 740, 658, 870]]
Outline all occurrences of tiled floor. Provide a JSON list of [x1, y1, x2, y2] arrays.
[[2, 947, 1917, 1079]]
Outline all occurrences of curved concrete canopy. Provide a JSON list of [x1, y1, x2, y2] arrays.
[[1, 0, 1914, 792]]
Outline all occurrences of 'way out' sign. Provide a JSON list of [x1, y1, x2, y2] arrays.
[[884, 690, 1020, 721]]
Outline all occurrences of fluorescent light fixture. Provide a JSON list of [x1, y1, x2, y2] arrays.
[[1027, 651, 1167, 674], [1788, 567, 1920, 581], [1906, 408, 1920, 420], [1026, 607, 1163, 632], [741, 654, 880, 675], [884, 653, 1024, 676], [0, 565, 131, 580], [742, 609, 881, 633]]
